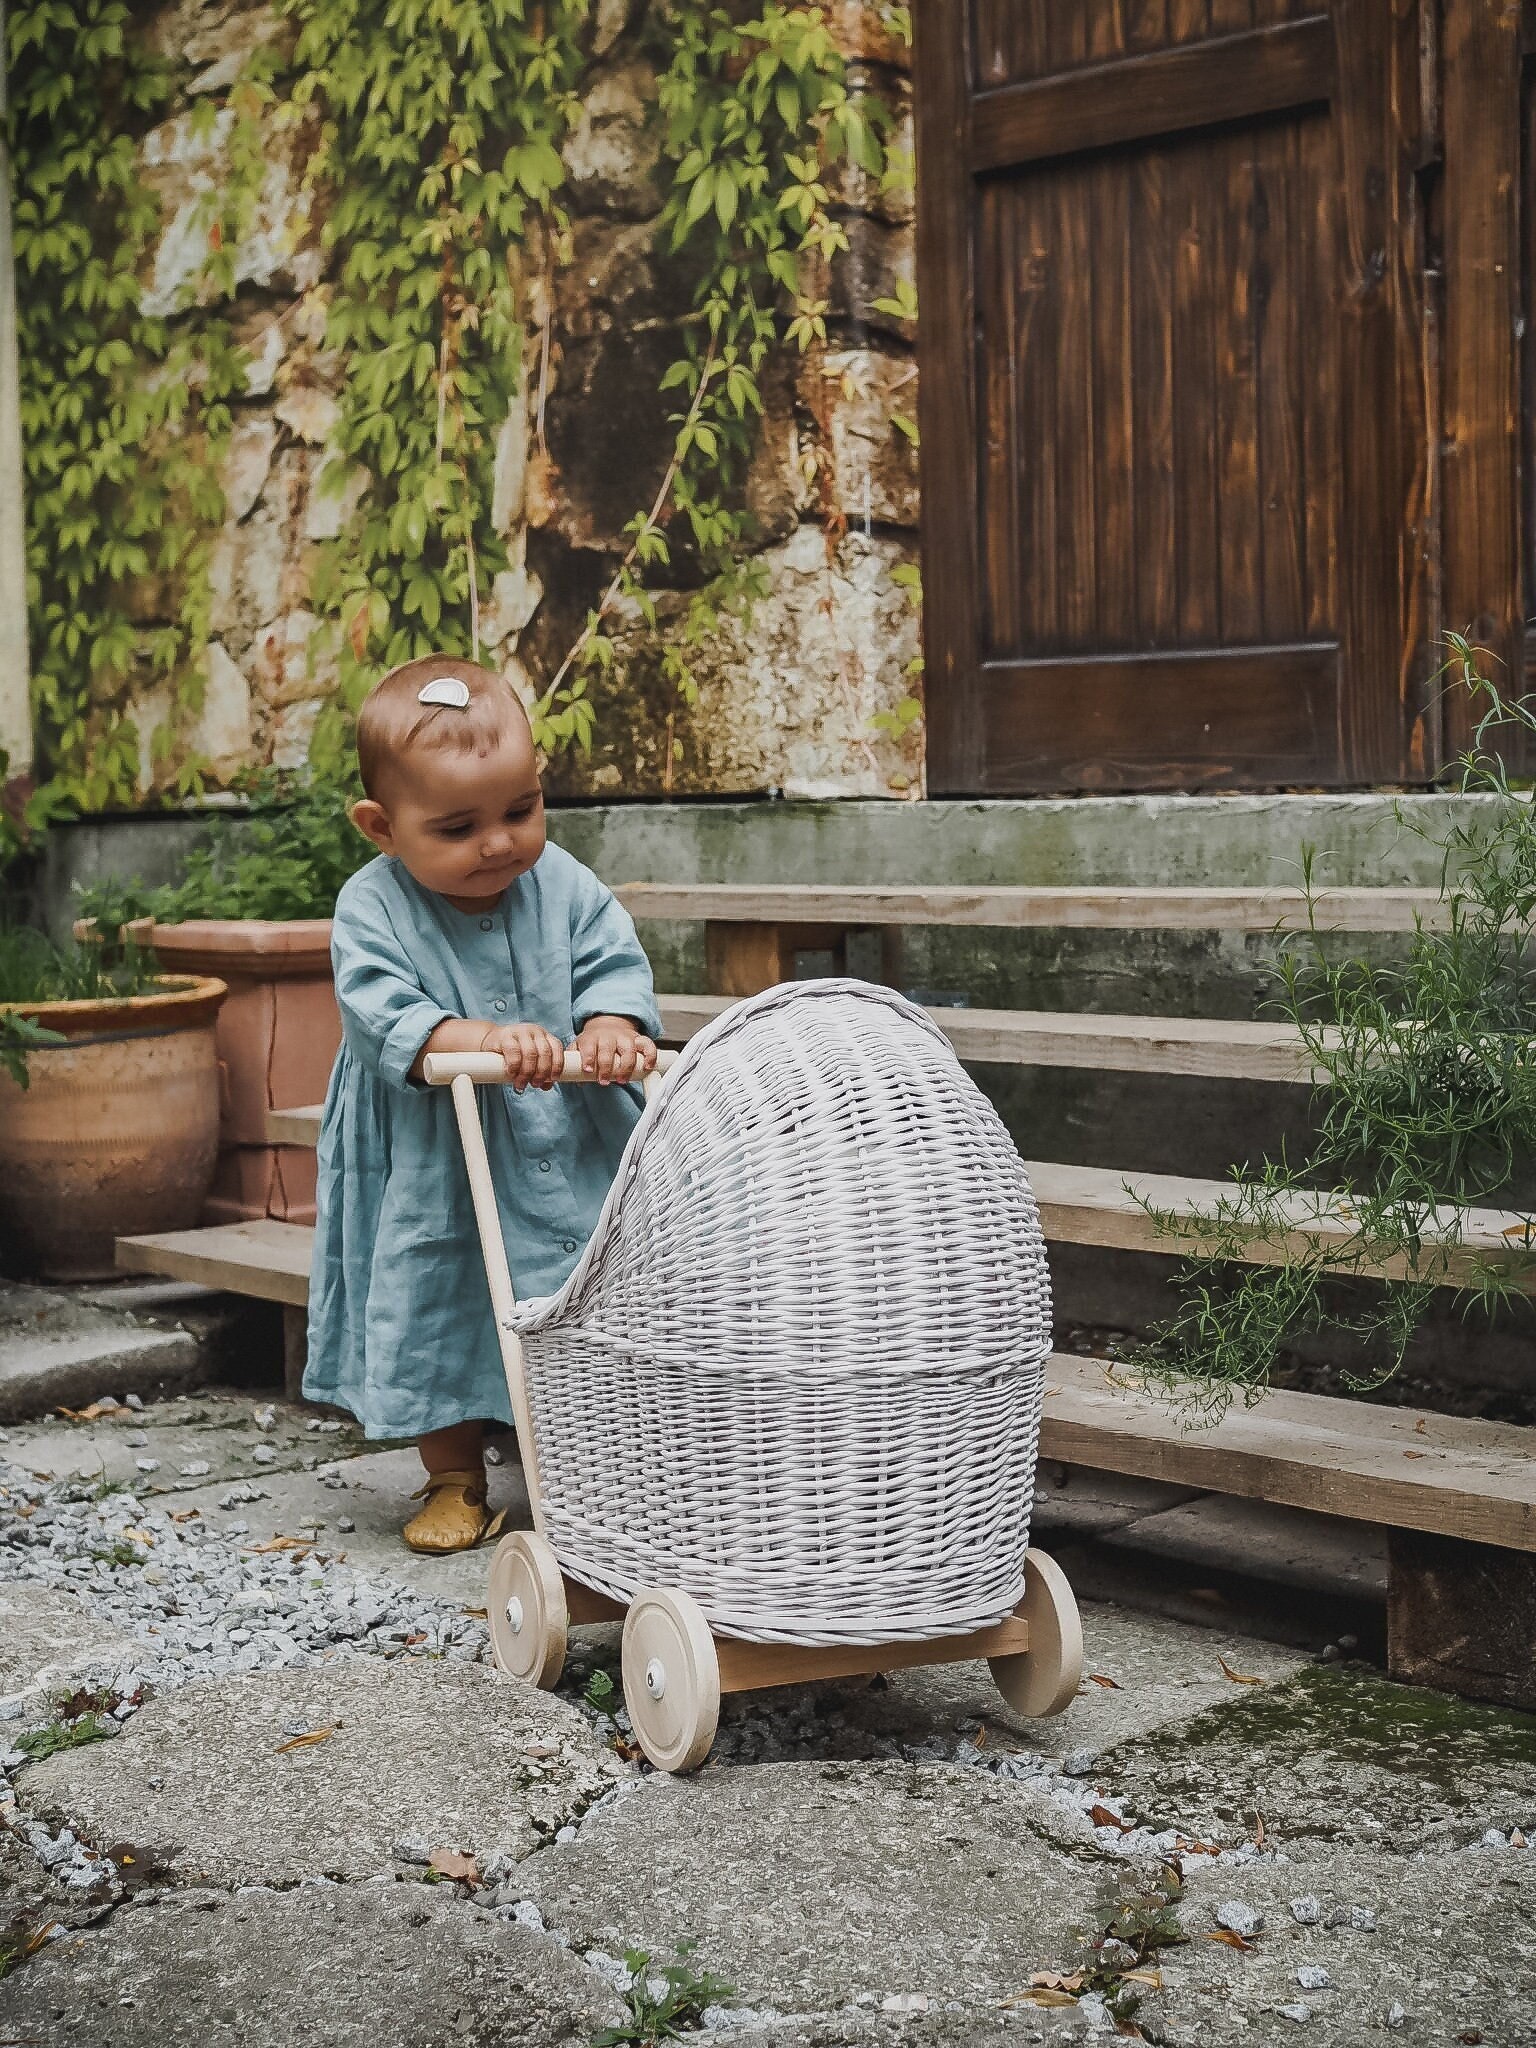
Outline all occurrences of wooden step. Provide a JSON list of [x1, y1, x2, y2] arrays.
[[656, 993, 1326, 1083], [265, 997, 1325, 1150], [115, 1219, 313, 1308], [1024, 1160, 1536, 1291], [1038, 1354, 1536, 1554], [615, 882, 1451, 934]]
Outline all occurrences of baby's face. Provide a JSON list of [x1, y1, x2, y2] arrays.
[[354, 729, 546, 910]]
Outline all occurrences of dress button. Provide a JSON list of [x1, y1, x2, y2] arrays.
[[479, 917, 494, 931], [493, 998, 507, 1013], [538, 1159, 551, 1173], [562, 1239, 577, 1254]]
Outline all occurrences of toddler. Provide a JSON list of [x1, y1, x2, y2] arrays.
[[304, 655, 661, 1553]]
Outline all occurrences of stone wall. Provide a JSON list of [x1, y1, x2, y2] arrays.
[[125, 0, 923, 802]]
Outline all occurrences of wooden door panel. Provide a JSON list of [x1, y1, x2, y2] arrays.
[[971, 0, 1323, 87], [916, 2, 1435, 793], [976, 117, 1337, 663]]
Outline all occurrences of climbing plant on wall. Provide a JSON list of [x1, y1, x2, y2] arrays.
[[7, 0, 247, 812], [8, 0, 906, 811]]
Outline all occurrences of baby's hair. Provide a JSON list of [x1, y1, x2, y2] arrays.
[[355, 656, 532, 801]]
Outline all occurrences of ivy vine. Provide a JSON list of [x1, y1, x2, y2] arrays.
[[7, 0, 246, 811]]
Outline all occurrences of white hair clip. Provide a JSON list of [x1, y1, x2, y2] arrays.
[[417, 675, 471, 709]]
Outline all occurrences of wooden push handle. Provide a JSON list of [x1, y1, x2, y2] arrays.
[[423, 1047, 679, 1086]]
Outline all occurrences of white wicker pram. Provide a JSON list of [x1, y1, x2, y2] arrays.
[[428, 979, 1082, 1771]]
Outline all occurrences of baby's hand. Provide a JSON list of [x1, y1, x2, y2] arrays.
[[479, 1021, 565, 1091], [573, 1015, 658, 1086]]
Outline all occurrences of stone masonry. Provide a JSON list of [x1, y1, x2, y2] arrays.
[[124, 0, 923, 801]]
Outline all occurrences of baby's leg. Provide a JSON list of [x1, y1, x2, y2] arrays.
[[403, 1421, 493, 1554]]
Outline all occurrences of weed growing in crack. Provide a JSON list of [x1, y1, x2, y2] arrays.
[[591, 1944, 736, 2047], [15, 1687, 127, 1763], [0, 1916, 57, 1981]]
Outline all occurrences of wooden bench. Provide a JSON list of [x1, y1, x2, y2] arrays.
[[115, 878, 1536, 1708]]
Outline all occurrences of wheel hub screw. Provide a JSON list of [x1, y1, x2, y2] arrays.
[[644, 1657, 667, 1700], [506, 1597, 524, 1635]]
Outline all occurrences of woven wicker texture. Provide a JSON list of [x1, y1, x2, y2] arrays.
[[507, 980, 1053, 1644]]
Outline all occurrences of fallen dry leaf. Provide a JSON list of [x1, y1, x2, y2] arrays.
[[1029, 1972, 1086, 1993], [120, 1528, 154, 1547], [1252, 1810, 1266, 1849], [1088, 1673, 1122, 1689], [1511, 1828, 1527, 1849], [1121, 1970, 1163, 1989], [1501, 1223, 1535, 1242], [56, 1403, 112, 1422], [243, 1535, 315, 1555], [1403, 1450, 1427, 1460], [1218, 1656, 1264, 1685], [1007, 1989, 1079, 2009], [462, 1606, 488, 1619], [1089, 1804, 1136, 1834], [1207, 1929, 1255, 1951], [1415, 1417, 1428, 1434], [428, 1846, 479, 1884], [170, 1509, 201, 1524], [275, 1726, 336, 1754]]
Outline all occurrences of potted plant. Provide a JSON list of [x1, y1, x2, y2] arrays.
[[0, 926, 227, 1280], [76, 770, 370, 1229]]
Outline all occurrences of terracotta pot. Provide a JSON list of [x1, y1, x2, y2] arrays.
[[0, 977, 227, 1282], [146, 921, 339, 1227]]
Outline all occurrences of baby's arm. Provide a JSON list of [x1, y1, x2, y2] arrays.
[[567, 865, 663, 1085]]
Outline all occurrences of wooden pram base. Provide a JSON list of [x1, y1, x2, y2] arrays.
[[488, 1534, 1084, 1773]]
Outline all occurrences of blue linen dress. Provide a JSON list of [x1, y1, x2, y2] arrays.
[[303, 844, 662, 1438]]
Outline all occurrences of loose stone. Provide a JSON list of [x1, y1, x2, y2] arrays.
[[1216, 1901, 1264, 1938]]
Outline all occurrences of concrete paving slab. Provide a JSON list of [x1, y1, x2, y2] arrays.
[[1165, 1842, 1536, 2045], [0, 1585, 138, 1705], [1097, 1661, 1536, 1854], [519, 1760, 1116, 2010], [0, 1881, 625, 2046], [1101, 1495, 1388, 1600], [0, 1388, 368, 1495], [677, 1602, 1307, 1769], [17, 1661, 627, 1886], [718, 2014, 1092, 2047], [0, 1283, 203, 1423]]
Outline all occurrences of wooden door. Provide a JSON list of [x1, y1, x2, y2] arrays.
[[914, 3, 1437, 794]]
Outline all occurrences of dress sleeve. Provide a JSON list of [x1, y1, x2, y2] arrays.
[[568, 869, 662, 1039], [332, 892, 455, 1090]]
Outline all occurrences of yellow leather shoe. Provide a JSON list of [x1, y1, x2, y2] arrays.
[[403, 1469, 506, 1554]]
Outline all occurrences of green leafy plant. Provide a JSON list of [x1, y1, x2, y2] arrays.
[[0, 923, 165, 1085], [1134, 639, 1536, 1411], [16, 1709, 116, 1762], [9, 0, 248, 811], [77, 766, 371, 924], [591, 1945, 736, 2047], [583, 1666, 618, 1714]]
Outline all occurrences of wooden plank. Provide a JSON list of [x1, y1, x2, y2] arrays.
[[115, 1219, 313, 1308], [913, 0, 984, 792], [1332, 0, 1433, 780], [617, 880, 1450, 933], [265, 1006, 1330, 1154], [1023, 1159, 1536, 1289], [1439, 0, 1523, 757], [974, 649, 1338, 790], [713, 1613, 1030, 1694], [969, 19, 1335, 173], [1387, 1530, 1536, 1711], [1130, 146, 1178, 644], [1037, 1353, 1536, 1551]]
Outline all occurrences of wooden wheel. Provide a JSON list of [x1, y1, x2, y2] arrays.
[[988, 1549, 1084, 1719], [621, 1587, 721, 1774], [488, 1531, 568, 1688]]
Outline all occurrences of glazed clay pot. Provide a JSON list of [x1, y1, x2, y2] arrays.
[[146, 921, 339, 1227], [0, 977, 227, 1281]]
